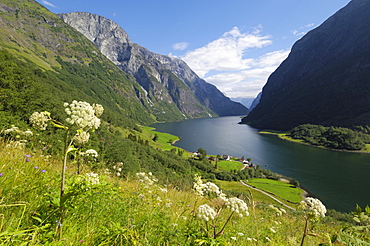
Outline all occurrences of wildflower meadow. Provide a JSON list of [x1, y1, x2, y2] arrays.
[[0, 101, 369, 245]]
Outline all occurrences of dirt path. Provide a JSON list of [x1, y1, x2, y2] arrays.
[[240, 180, 296, 211]]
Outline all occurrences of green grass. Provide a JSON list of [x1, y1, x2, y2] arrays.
[[141, 126, 181, 151], [216, 160, 244, 171], [214, 180, 285, 206], [247, 179, 304, 204], [0, 139, 359, 245]]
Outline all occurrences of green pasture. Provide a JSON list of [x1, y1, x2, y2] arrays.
[[216, 160, 244, 171], [141, 126, 181, 151], [247, 178, 304, 204]]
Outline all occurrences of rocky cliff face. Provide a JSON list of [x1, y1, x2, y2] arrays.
[[249, 92, 261, 112], [242, 0, 370, 130], [58, 12, 248, 121]]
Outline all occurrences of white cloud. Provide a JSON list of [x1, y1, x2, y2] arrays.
[[172, 42, 189, 51], [291, 23, 315, 37], [182, 27, 272, 78], [181, 27, 290, 98], [41, 0, 56, 8]]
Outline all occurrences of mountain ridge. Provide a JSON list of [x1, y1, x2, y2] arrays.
[[57, 12, 249, 121], [242, 0, 370, 130]]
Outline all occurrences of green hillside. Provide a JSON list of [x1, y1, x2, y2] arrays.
[[0, 140, 368, 245], [0, 1, 368, 244], [0, 0, 158, 129]]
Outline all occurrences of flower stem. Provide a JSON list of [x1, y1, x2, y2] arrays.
[[215, 211, 234, 238], [300, 216, 309, 246], [59, 128, 70, 238]]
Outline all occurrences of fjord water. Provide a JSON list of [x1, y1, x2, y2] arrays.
[[152, 116, 370, 212]]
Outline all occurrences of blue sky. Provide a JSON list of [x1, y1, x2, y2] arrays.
[[36, 0, 351, 99]]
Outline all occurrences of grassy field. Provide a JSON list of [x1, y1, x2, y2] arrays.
[[0, 140, 362, 245], [141, 126, 180, 151], [247, 179, 304, 204], [214, 180, 286, 207], [216, 160, 244, 171]]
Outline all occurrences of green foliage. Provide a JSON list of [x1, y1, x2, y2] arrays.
[[0, 140, 358, 245], [290, 124, 370, 150]]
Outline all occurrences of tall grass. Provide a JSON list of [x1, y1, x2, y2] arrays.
[[1, 139, 361, 245]]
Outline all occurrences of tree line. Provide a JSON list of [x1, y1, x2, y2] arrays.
[[290, 124, 370, 150]]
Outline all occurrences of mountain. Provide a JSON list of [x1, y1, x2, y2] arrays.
[[0, 0, 247, 131], [57, 12, 249, 121], [230, 97, 255, 108], [0, 0, 158, 128], [249, 92, 261, 112], [242, 0, 370, 130]]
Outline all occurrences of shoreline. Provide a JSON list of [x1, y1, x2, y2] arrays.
[[259, 131, 370, 154]]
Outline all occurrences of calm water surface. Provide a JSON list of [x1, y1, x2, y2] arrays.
[[152, 116, 370, 212]]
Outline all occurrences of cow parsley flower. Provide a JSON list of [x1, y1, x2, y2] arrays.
[[64, 101, 101, 130], [23, 130, 33, 137], [3, 126, 20, 134], [73, 131, 90, 145], [196, 204, 217, 221], [300, 197, 327, 219], [85, 172, 100, 185], [268, 204, 286, 216], [93, 103, 104, 117], [225, 197, 249, 218], [136, 172, 158, 186], [193, 174, 227, 201], [85, 149, 98, 157], [29, 111, 50, 130]]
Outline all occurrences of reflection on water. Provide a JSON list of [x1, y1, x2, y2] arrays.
[[152, 116, 370, 212]]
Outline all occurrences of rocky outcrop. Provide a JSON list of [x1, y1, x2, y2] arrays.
[[249, 92, 261, 112], [242, 0, 370, 130], [58, 12, 248, 120]]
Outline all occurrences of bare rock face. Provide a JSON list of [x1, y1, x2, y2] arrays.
[[242, 0, 370, 130], [58, 12, 248, 120]]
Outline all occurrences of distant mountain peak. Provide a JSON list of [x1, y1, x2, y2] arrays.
[[58, 12, 249, 120]]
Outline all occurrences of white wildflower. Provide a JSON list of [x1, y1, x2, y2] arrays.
[[29, 111, 50, 130], [268, 204, 286, 216], [93, 103, 104, 117], [23, 130, 33, 137], [237, 232, 244, 236], [193, 174, 227, 200], [64, 100, 101, 130], [3, 126, 20, 134], [300, 197, 327, 218], [85, 172, 100, 185], [165, 202, 172, 207], [85, 149, 98, 157], [270, 228, 276, 233], [230, 237, 237, 241], [73, 131, 90, 145], [226, 197, 249, 218], [196, 204, 217, 221], [136, 172, 158, 186], [159, 187, 168, 193]]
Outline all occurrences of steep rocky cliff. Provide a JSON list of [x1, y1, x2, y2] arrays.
[[58, 12, 249, 121], [242, 0, 370, 130]]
